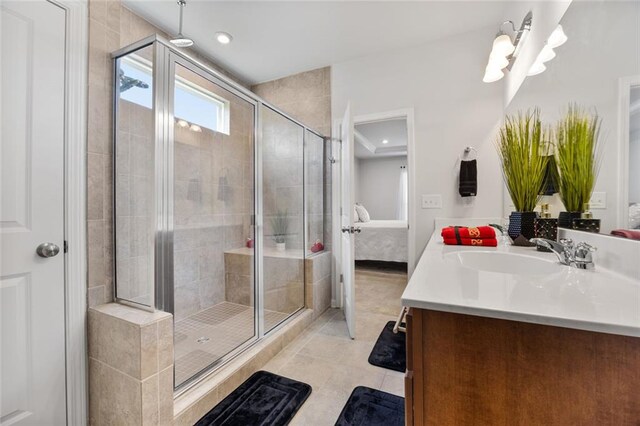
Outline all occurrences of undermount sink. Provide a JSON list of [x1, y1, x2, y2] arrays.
[[445, 251, 563, 275]]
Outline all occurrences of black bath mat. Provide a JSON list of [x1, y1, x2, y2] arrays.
[[194, 370, 311, 426], [368, 321, 406, 372], [334, 386, 404, 426]]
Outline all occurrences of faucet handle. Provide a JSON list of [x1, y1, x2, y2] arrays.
[[560, 238, 574, 248], [575, 242, 596, 253], [574, 242, 596, 269]]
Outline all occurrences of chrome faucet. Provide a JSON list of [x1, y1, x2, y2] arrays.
[[530, 238, 597, 270]]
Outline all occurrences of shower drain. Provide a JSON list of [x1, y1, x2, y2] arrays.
[[196, 336, 210, 344]]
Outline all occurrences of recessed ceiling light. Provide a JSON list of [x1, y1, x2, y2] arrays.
[[382, 139, 389, 144], [215, 32, 233, 45]]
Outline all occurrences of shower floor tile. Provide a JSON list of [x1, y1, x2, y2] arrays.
[[174, 302, 290, 386]]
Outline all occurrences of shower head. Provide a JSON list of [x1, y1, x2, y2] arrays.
[[170, 36, 194, 48], [170, 0, 194, 48]]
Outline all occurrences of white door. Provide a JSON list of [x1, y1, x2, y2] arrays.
[[340, 104, 356, 339], [1, 1, 67, 424]]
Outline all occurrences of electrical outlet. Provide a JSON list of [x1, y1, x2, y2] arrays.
[[589, 192, 606, 209], [422, 194, 442, 209]]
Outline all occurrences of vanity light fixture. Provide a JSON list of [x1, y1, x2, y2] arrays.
[[215, 32, 233, 45], [483, 12, 533, 83], [527, 24, 568, 77], [176, 119, 189, 128], [189, 124, 202, 132], [547, 25, 568, 48]]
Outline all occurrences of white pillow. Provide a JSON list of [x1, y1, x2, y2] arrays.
[[353, 206, 360, 223], [355, 204, 371, 223]]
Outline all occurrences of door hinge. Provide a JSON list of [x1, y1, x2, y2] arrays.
[[64, 240, 68, 253], [340, 274, 344, 283]]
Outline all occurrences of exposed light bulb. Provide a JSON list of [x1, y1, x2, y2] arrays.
[[190, 124, 202, 132], [177, 119, 189, 128], [483, 64, 504, 83], [215, 32, 233, 45], [527, 61, 546, 76], [547, 25, 567, 48], [491, 33, 515, 57], [537, 45, 556, 63]]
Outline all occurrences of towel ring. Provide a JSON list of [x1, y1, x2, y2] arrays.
[[461, 146, 477, 161]]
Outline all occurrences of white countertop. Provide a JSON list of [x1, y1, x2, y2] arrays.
[[401, 233, 640, 337]]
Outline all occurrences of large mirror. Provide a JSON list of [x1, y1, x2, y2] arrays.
[[505, 1, 640, 235]]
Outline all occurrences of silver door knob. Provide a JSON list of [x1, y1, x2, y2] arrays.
[[36, 242, 60, 258]]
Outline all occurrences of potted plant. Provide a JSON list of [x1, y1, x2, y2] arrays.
[[554, 104, 602, 228], [496, 109, 549, 240], [270, 211, 289, 251]]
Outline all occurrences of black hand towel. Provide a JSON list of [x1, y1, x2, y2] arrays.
[[459, 159, 477, 197]]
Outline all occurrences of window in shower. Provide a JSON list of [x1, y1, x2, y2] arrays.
[[171, 61, 256, 388], [261, 105, 306, 334], [119, 53, 230, 134]]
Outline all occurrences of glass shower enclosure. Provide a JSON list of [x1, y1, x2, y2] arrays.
[[112, 36, 326, 390]]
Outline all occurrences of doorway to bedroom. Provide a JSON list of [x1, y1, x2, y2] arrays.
[[335, 107, 414, 340], [353, 118, 410, 274]]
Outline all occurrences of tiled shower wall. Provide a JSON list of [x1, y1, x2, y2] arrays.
[[87, 0, 249, 308], [251, 68, 333, 252], [171, 74, 255, 320]]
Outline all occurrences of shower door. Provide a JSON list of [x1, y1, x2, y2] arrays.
[[167, 54, 258, 388]]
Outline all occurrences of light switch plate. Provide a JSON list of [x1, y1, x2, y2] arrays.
[[589, 192, 606, 209], [422, 194, 442, 209]]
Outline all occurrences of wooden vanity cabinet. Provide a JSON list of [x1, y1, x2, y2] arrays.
[[404, 308, 640, 425]]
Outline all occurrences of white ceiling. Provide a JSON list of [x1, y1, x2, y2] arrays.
[[355, 118, 407, 159], [122, 1, 508, 85]]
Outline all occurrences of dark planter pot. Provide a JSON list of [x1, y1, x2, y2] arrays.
[[558, 211, 582, 228], [508, 211, 539, 240], [572, 218, 601, 233]]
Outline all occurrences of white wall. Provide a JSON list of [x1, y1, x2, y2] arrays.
[[332, 26, 505, 262], [506, 1, 640, 232], [356, 156, 406, 220], [631, 130, 640, 204]]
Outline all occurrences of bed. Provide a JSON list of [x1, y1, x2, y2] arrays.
[[355, 220, 408, 263]]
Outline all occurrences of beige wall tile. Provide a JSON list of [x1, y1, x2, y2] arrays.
[[157, 317, 174, 371], [141, 374, 159, 426], [89, 308, 142, 378], [89, 358, 142, 425]]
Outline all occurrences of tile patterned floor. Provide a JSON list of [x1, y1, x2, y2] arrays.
[[263, 265, 408, 425], [174, 302, 289, 386]]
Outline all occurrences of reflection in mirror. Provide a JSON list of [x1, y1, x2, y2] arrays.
[[628, 86, 640, 230], [505, 1, 640, 237]]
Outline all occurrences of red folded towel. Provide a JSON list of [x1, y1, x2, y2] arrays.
[[443, 238, 498, 247], [441, 226, 496, 240], [611, 229, 640, 240]]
